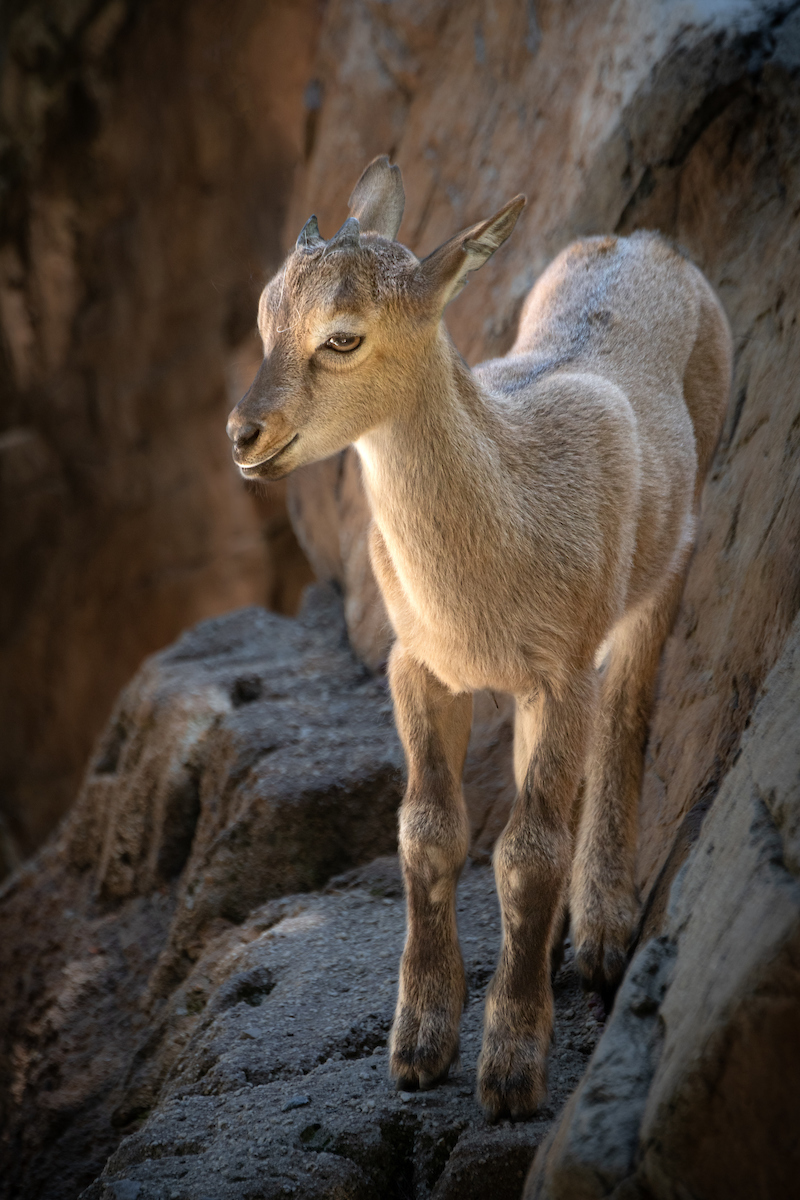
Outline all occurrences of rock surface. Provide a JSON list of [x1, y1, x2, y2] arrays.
[[286, 0, 800, 920], [80, 583, 404, 1000], [1, 1, 800, 1198], [525, 612, 800, 1199], [0, 589, 604, 1200], [81, 862, 603, 1200], [0, 586, 405, 1200], [0, 0, 317, 872]]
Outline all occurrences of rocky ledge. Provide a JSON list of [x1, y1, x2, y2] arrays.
[[0, 587, 600, 1200], [3, 586, 798, 1200], [82, 861, 602, 1200]]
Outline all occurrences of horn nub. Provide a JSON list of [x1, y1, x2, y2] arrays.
[[327, 216, 361, 250], [296, 214, 322, 251]]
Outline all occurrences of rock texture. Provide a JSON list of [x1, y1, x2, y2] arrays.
[[525, 612, 800, 1199], [1, 1, 800, 1199], [285, 0, 800, 920], [0, 585, 405, 1199], [86, 583, 405, 998], [81, 862, 602, 1200], [0, 0, 317, 873], [0, 590, 602, 1200]]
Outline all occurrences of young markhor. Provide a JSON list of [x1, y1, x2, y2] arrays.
[[226, 157, 732, 1119]]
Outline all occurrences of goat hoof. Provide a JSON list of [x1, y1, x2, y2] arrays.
[[575, 935, 628, 1006], [477, 1034, 548, 1120], [389, 1004, 460, 1091]]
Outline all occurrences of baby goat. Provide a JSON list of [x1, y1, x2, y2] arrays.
[[226, 157, 732, 1118]]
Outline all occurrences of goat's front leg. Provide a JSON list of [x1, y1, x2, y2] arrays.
[[479, 669, 594, 1119], [388, 644, 472, 1091]]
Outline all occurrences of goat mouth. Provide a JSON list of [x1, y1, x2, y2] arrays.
[[238, 434, 298, 475]]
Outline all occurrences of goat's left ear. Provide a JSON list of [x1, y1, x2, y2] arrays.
[[418, 195, 526, 310], [348, 155, 405, 240]]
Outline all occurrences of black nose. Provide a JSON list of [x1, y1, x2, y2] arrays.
[[226, 410, 262, 446], [234, 422, 261, 449]]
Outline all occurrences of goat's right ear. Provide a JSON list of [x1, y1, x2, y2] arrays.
[[348, 156, 405, 240], [418, 195, 526, 310]]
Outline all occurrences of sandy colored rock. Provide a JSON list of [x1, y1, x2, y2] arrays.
[[283, 0, 800, 925], [0, 0, 318, 872]]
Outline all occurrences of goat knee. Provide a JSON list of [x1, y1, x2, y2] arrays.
[[494, 823, 570, 921], [399, 800, 468, 899]]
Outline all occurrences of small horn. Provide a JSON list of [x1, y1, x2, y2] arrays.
[[296, 214, 322, 251], [327, 216, 361, 250]]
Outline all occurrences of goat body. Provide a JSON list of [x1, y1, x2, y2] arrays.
[[227, 158, 732, 1118]]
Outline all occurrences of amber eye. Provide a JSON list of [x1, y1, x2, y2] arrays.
[[323, 333, 362, 352]]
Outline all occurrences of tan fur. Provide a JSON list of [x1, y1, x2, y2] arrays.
[[227, 158, 732, 1119]]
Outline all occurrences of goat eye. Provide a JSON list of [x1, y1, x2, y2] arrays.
[[324, 333, 362, 352]]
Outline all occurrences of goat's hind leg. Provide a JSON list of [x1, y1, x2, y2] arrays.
[[479, 669, 593, 1119], [571, 573, 685, 999], [388, 645, 472, 1090]]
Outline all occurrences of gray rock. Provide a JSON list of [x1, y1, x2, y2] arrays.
[[70, 583, 405, 998], [526, 612, 800, 1198], [0, 584, 605, 1200], [81, 863, 598, 1200], [0, 586, 404, 1200], [107, 1186, 141, 1200]]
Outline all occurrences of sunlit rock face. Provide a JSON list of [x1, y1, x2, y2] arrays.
[[1, 1, 799, 1198], [285, 0, 800, 927]]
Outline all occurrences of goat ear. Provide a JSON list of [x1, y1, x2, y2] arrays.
[[418, 194, 526, 309], [348, 155, 405, 240]]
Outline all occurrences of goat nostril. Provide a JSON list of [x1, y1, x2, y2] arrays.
[[235, 423, 261, 449]]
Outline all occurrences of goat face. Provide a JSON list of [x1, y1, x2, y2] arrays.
[[225, 226, 426, 480], [226, 155, 524, 481]]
